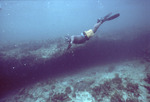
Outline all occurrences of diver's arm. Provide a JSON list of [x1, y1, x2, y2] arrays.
[[67, 36, 74, 50], [67, 43, 72, 50]]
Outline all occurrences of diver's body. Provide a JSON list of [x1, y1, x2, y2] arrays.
[[65, 13, 120, 50]]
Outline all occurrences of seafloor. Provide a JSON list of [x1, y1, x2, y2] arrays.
[[0, 34, 150, 102], [0, 60, 150, 102]]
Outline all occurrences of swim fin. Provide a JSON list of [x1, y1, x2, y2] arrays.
[[97, 13, 120, 23], [103, 12, 112, 20], [105, 13, 120, 21]]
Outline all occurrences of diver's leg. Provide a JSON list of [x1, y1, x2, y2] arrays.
[[93, 13, 120, 33], [92, 21, 103, 33]]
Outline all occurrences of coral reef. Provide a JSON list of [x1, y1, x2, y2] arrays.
[[0, 40, 148, 102], [112, 74, 124, 90], [110, 92, 125, 102], [143, 86, 150, 94], [91, 74, 124, 101], [51, 93, 71, 102], [143, 47, 150, 62], [73, 80, 94, 92], [91, 74, 140, 101], [144, 73, 150, 84], [144, 73, 150, 95], [65, 87, 72, 94], [126, 97, 138, 102], [0, 70, 147, 102], [108, 65, 116, 72], [126, 83, 139, 97]]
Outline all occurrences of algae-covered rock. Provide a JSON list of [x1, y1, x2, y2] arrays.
[[144, 73, 150, 84], [65, 87, 72, 94], [73, 80, 94, 92], [73, 91, 95, 102], [126, 83, 139, 97], [110, 92, 125, 102], [126, 97, 139, 102], [51, 93, 71, 102], [143, 85, 150, 94]]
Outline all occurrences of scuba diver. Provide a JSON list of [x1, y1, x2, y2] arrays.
[[65, 13, 120, 50]]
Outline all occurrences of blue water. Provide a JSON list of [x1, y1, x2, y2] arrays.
[[0, 0, 149, 43], [0, 0, 150, 99]]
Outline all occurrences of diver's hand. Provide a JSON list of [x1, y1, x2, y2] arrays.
[[67, 43, 72, 50]]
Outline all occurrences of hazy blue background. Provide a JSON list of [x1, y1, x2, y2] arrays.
[[0, 0, 150, 99], [0, 0, 149, 44]]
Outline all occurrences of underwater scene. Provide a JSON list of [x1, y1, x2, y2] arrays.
[[0, 0, 150, 102]]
